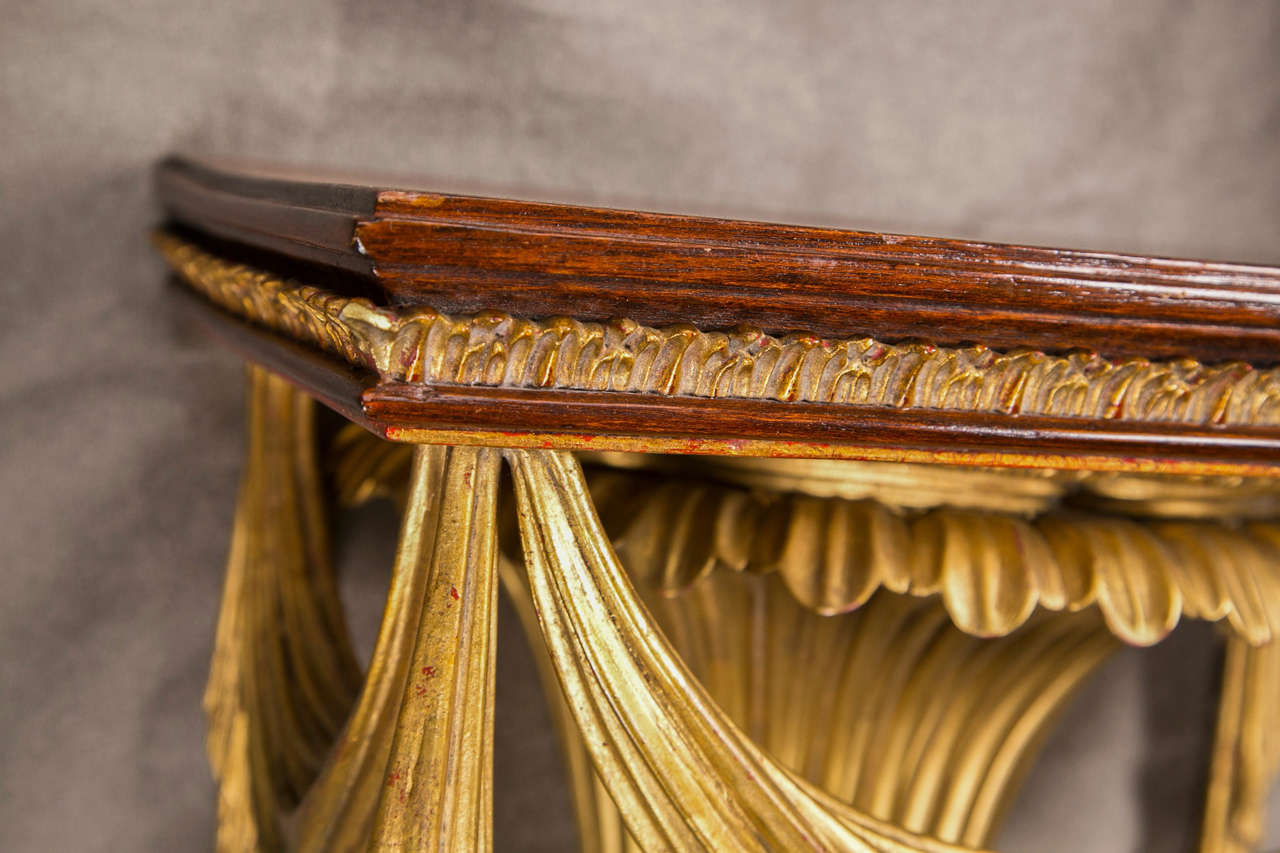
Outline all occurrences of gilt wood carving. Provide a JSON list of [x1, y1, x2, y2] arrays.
[[156, 234, 1280, 429], [159, 232, 1280, 474], [158, 157, 1280, 852]]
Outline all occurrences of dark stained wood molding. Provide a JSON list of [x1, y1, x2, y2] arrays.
[[362, 383, 1280, 471], [157, 156, 1280, 365], [171, 279, 1280, 475], [155, 157, 376, 275]]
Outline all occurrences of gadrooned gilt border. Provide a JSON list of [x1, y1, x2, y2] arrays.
[[156, 234, 1280, 427]]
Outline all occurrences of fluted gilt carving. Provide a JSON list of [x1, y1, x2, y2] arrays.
[[204, 367, 362, 852], [506, 448, 978, 851], [330, 425, 1280, 649], [497, 553, 1116, 851], [321, 430, 1112, 850], [293, 444, 500, 851], [586, 467, 1280, 647], [201, 400, 1280, 851], [1201, 636, 1280, 853]]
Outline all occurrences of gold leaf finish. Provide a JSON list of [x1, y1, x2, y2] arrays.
[[157, 233, 1280, 427], [204, 368, 362, 852], [499, 558, 1102, 853], [294, 444, 500, 851], [1078, 472, 1280, 519], [330, 425, 1280, 648], [1202, 636, 1280, 853], [581, 452, 1081, 515], [495, 552, 644, 853], [196, 364, 1280, 852], [508, 448, 995, 852], [590, 468, 1280, 646], [627, 571, 1116, 848]]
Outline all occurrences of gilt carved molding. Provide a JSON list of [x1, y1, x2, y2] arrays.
[[157, 233, 1280, 428], [591, 468, 1280, 646], [331, 426, 1280, 649]]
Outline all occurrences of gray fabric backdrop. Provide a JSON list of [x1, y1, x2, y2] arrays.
[[3, 1, 1278, 850]]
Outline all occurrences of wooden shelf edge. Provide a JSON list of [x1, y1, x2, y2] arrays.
[[170, 280, 1280, 476]]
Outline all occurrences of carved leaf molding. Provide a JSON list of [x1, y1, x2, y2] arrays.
[[158, 234, 1280, 427]]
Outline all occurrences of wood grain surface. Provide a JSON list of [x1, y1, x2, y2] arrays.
[[157, 157, 1280, 365]]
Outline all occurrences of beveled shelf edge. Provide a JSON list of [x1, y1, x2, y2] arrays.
[[157, 155, 1280, 364], [155, 156, 376, 275], [170, 283, 1280, 478]]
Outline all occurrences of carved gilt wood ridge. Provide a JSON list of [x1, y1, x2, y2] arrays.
[[156, 233, 1280, 428], [333, 427, 1280, 649]]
